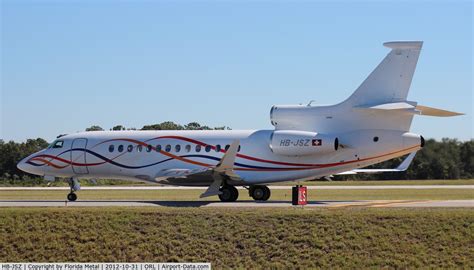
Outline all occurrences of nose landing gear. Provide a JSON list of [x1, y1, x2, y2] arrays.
[[67, 192, 77, 201], [67, 177, 80, 201]]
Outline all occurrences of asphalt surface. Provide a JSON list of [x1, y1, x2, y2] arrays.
[[1, 185, 473, 190], [0, 200, 472, 208], [2, 185, 472, 208]]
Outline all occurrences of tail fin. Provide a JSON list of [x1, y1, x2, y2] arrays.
[[270, 41, 462, 134], [345, 41, 423, 106]]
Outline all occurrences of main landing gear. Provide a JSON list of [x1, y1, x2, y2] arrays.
[[218, 185, 239, 202], [67, 177, 80, 201], [216, 184, 271, 202], [249, 185, 271, 201]]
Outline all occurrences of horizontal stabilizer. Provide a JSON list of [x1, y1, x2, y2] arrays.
[[356, 102, 463, 117], [415, 105, 464, 117], [361, 102, 415, 110], [337, 151, 417, 175]]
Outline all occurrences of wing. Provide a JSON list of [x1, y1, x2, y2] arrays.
[[337, 151, 417, 175], [154, 140, 243, 198]]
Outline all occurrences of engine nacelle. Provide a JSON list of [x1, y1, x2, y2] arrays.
[[270, 130, 339, 156], [270, 105, 310, 129]]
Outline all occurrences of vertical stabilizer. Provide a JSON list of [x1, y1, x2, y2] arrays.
[[345, 41, 423, 106], [271, 41, 428, 134]]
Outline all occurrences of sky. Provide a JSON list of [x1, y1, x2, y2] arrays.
[[1, 0, 472, 142]]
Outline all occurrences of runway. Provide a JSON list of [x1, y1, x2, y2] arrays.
[[0, 199, 472, 208], [1, 185, 473, 190], [2, 185, 472, 208]]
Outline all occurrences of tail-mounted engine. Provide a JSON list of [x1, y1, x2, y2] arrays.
[[270, 130, 339, 156]]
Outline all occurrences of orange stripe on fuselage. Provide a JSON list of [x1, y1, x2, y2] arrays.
[[44, 136, 419, 172]]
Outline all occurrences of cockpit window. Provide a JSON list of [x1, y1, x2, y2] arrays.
[[49, 140, 64, 149]]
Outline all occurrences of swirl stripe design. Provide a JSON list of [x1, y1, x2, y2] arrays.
[[26, 134, 420, 172], [92, 136, 330, 167]]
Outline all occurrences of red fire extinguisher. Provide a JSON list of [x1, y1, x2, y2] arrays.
[[292, 185, 307, 205]]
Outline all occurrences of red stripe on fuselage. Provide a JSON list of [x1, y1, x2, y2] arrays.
[[93, 136, 334, 167], [93, 135, 419, 168], [32, 134, 419, 172]]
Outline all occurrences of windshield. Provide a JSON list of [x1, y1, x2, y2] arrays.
[[48, 140, 64, 149]]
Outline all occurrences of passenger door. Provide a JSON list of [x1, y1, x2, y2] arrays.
[[71, 138, 89, 174]]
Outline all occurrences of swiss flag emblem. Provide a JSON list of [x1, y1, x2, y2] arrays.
[[312, 139, 322, 146]]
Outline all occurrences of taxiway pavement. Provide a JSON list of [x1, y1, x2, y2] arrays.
[[0, 199, 472, 208], [1, 185, 472, 190]]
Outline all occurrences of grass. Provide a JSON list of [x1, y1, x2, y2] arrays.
[[0, 207, 472, 268], [0, 188, 473, 201], [296, 179, 474, 186]]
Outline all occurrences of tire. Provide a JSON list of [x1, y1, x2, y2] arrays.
[[250, 185, 266, 201], [230, 186, 239, 201], [261, 186, 271, 201], [218, 185, 239, 202], [67, 193, 77, 202]]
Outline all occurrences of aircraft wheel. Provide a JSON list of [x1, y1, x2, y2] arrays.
[[67, 192, 77, 202], [219, 185, 239, 202], [250, 185, 270, 201], [261, 186, 271, 201]]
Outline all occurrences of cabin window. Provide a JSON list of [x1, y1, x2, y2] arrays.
[[165, 144, 171, 152], [175, 145, 181, 152], [195, 145, 202, 152], [108, 145, 114, 152], [118, 145, 124, 152], [205, 145, 212, 152], [51, 140, 64, 149], [185, 145, 191, 152], [137, 145, 143, 152], [225, 145, 230, 151], [238, 145, 241, 152], [215, 144, 221, 152], [156, 145, 162, 152], [127, 145, 133, 152], [146, 145, 152, 152], [373, 136, 379, 142]]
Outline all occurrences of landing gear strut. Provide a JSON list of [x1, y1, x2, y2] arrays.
[[67, 177, 80, 201], [218, 185, 239, 202], [249, 185, 271, 201]]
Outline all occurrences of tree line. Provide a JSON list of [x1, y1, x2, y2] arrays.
[[1, 122, 472, 181], [335, 138, 473, 180], [85, 121, 230, 132]]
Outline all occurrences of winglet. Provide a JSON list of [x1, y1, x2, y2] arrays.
[[214, 140, 240, 174], [200, 140, 240, 198], [395, 151, 417, 171], [337, 151, 418, 175], [199, 176, 223, 198]]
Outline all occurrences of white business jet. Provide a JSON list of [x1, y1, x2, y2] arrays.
[[17, 41, 462, 202]]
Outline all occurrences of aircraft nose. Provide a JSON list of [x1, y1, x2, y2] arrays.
[[17, 155, 40, 175], [17, 157, 30, 172]]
